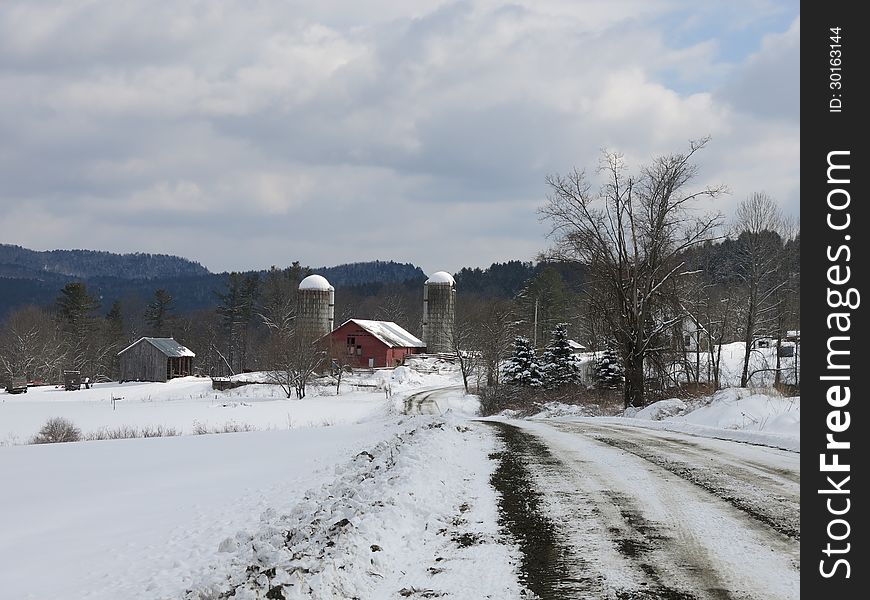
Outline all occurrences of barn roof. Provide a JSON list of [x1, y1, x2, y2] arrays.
[[118, 337, 196, 357], [338, 319, 425, 348]]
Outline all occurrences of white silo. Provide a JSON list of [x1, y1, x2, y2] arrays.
[[297, 274, 335, 340], [422, 271, 456, 353]]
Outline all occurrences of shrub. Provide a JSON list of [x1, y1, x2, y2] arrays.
[[32, 417, 82, 444], [85, 425, 180, 440]]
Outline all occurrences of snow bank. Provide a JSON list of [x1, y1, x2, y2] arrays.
[[629, 398, 688, 421], [527, 386, 799, 451], [503, 401, 603, 419], [672, 388, 800, 437], [0, 421, 399, 599], [436, 392, 482, 416], [185, 417, 522, 599], [621, 389, 799, 450]]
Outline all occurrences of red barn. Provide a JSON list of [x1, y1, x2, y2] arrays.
[[327, 319, 425, 368]]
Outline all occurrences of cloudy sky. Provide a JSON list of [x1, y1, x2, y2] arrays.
[[0, 0, 799, 275]]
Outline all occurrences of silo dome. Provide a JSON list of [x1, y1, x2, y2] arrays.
[[425, 271, 455, 285], [299, 274, 334, 291]]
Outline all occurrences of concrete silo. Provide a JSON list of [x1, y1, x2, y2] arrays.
[[422, 271, 456, 353], [297, 274, 335, 340]]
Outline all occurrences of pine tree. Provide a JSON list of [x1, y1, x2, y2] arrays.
[[56, 282, 100, 337], [594, 348, 623, 390], [215, 273, 260, 374], [503, 336, 543, 387], [540, 323, 581, 388], [104, 301, 126, 380], [144, 289, 174, 336], [55, 282, 102, 374]]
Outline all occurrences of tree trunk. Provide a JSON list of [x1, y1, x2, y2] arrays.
[[623, 353, 644, 409], [774, 334, 783, 388], [740, 301, 755, 388], [713, 343, 723, 390]]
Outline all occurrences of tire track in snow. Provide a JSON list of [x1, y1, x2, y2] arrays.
[[484, 420, 799, 600], [402, 386, 466, 415], [548, 422, 800, 540]]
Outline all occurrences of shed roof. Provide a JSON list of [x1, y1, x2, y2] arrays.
[[118, 337, 196, 357], [567, 339, 587, 351], [337, 319, 425, 348]]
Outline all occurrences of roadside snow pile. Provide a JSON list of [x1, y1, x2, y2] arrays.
[[627, 398, 688, 421], [621, 389, 798, 437], [185, 417, 523, 600], [671, 388, 800, 436], [528, 402, 603, 419], [596, 388, 800, 451], [372, 365, 424, 387]]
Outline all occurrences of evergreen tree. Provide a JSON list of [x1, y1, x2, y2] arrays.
[[503, 336, 544, 387], [594, 349, 624, 390], [56, 282, 100, 337], [215, 272, 260, 374], [144, 288, 174, 336], [540, 322, 581, 388], [104, 300, 126, 379], [54, 282, 104, 375], [517, 266, 572, 347]]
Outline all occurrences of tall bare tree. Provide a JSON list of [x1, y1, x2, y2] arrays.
[[732, 193, 790, 387], [467, 297, 517, 387], [540, 138, 725, 408], [0, 306, 63, 383]]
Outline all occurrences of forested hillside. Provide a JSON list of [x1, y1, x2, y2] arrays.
[[0, 244, 210, 280], [0, 249, 431, 318]]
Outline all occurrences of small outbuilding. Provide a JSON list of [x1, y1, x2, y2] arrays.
[[327, 319, 424, 368], [118, 337, 195, 383]]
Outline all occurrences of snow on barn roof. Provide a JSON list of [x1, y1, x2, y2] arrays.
[[425, 271, 455, 285], [342, 319, 425, 348], [118, 337, 196, 357], [568, 339, 586, 351], [299, 274, 334, 291]]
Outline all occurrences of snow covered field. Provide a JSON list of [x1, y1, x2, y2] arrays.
[[0, 367, 459, 446], [0, 421, 397, 599]]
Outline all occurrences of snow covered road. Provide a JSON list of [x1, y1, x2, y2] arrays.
[[484, 419, 800, 600], [402, 386, 466, 415]]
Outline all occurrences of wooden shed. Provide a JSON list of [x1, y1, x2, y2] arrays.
[[118, 337, 195, 383]]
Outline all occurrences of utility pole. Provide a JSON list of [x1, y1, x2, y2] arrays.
[[533, 298, 539, 349]]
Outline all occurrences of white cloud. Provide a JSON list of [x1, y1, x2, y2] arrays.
[[0, 0, 799, 273]]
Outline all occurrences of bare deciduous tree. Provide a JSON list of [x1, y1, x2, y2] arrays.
[[0, 305, 64, 383], [540, 138, 725, 408], [732, 193, 791, 387], [267, 328, 327, 399], [450, 316, 478, 394], [467, 297, 517, 387]]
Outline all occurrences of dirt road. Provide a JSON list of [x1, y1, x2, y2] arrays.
[[484, 419, 800, 600]]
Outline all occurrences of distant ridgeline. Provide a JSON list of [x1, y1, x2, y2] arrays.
[[0, 246, 436, 317], [0, 245, 594, 318], [0, 244, 210, 280]]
